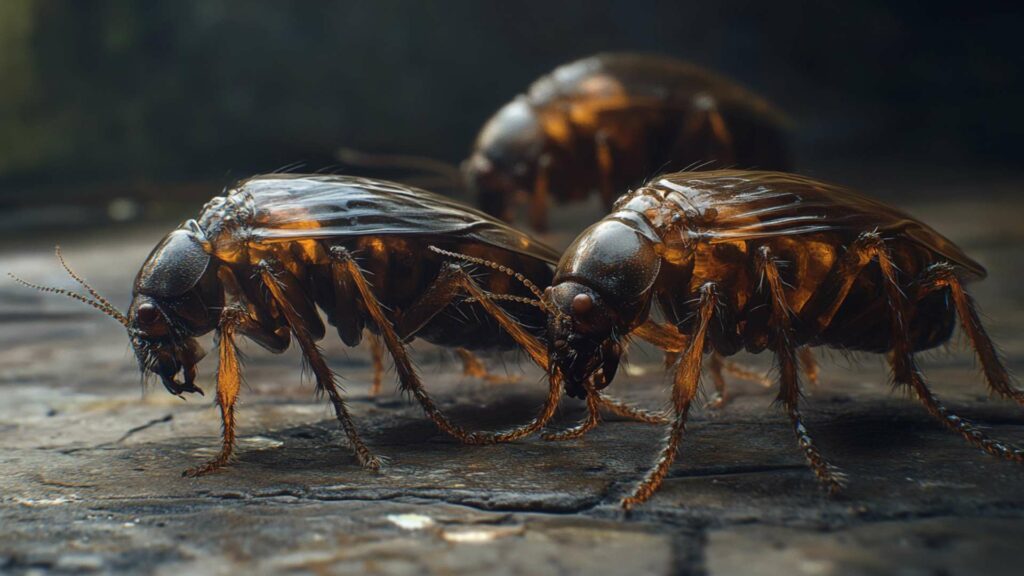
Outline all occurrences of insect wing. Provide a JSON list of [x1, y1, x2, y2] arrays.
[[237, 175, 561, 264], [655, 171, 986, 278]]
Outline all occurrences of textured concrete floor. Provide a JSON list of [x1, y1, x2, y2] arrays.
[[1, 194, 1023, 575]]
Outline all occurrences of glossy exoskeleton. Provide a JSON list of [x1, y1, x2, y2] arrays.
[[443, 170, 1023, 508], [464, 52, 791, 232], [11, 175, 666, 475]]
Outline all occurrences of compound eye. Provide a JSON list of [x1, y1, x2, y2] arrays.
[[137, 302, 160, 325], [572, 293, 593, 315]]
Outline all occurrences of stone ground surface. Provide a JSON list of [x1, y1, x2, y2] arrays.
[[1, 194, 1023, 575]]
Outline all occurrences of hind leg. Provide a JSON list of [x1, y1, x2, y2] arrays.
[[917, 263, 1023, 406], [348, 249, 563, 444], [880, 254, 1024, 462]]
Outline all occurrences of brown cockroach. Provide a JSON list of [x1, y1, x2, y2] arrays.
[[463, 52, 791, 232], [11, 174, 664, 475], [437, 170, 1023, 508]]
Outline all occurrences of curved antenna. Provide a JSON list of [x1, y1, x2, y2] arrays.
[[54, 246, 128, 325], [8, 247, 129, 327], [8, 273, 129, 327], [428, 245, 569, 323], [463, 293, 546, 309], [337, 148, 464, 187]]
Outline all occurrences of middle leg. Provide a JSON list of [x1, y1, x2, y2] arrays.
[[760, 247, 845, 492], [259, 259, 381, 470]]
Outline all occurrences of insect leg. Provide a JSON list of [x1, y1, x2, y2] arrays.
[[542, 377, 602, 441], [634, 320, 770, 408], [705, 355, 776, 410], [798, 231, 886, 336], [596, 395, 669, 424], [369, 335, 384, 396], [760, 247, 845, 493], [678, 95, 736, 167], [453, 347, 519, 384], [621, 283, 717, 510], [705, 352, 730, 409], [528, 154, 552, 232], [595, 131, 617, 210], [258, 259, 381, 470], [916, 263, 1023, 407], [633, 319, 688, 352], [183, 308, 245, 477], [882, 259, 1024, 462], [799, 347, 821, 389], [328, 248, 494, 445]]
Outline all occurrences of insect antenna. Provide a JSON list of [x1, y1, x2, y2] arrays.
[[337, 148, 464, 187], [427, 245, 569, 323], [463, 292, 548, 309], [8, 247, 129, 327], [53, 246, 128, 324]]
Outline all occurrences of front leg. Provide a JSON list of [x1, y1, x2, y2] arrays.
[[183, 308, 244, 477], [259, 258, 381, 470], [621, 283, 718, 510]]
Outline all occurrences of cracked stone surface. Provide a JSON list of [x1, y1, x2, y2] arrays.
[[1, 195, 1023, 575]]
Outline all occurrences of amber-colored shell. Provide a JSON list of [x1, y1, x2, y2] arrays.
[[468, 53, 792, 226]]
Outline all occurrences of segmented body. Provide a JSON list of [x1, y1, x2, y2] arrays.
[[466, 53, 791, 229], [188, 174, 557, 352], [543, 169, 1019, 508], [581, 170, 983, 355]]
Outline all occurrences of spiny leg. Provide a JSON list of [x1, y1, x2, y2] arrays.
[[260, 259, 381, 470], [918, 263, 1022, 407], [706, 353, 773, 410], [369, 334, 384, 396], [705, 352, 730, 409], [597, 394, 669, 424], [760, 247, 844, 492], [542, 378, 602, 441], [879, 255, 1024, 462], [634, 321, 769, 409], [799, 347, 821, 389], [328, 248, 483, 445], [183, 309, 244, 477], [332, 247, 563, 445], [454, 347, 520, 384], [438, 265, 562, 442], [621, 283, 717, 510]]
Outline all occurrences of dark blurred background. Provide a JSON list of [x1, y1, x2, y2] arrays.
[[1, 0, 1021, 234]]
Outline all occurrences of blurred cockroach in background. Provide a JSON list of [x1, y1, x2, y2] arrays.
[[465, 53, 791, 232], [10, 175, 663, 476], [435, 169, 1024, 509], [341, 52, 791, 233]]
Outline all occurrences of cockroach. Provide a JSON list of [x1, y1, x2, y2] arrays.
[[11, 175, 661, 475], [463, 52, 791, 232], [436, 170, 1023, 509]]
